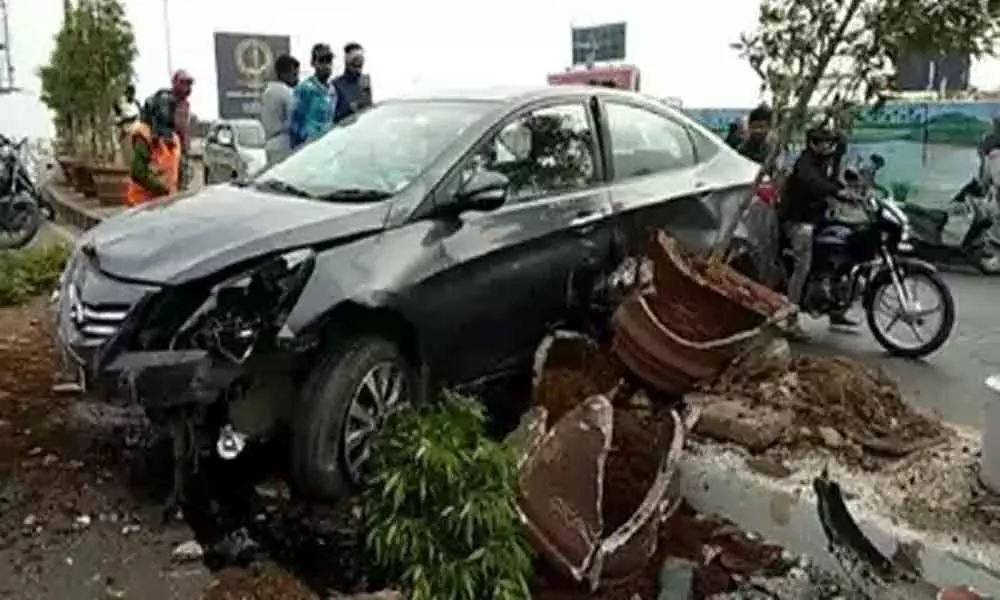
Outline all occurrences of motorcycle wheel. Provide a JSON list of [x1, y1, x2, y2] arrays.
[[863, 262, 955, 359], [978, 243, 1000, 274], [0, 193, 42, 250]]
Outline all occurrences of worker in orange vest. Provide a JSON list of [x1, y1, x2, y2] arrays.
[[125, 90, 182, 206]]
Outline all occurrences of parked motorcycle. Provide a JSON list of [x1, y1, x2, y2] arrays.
[[769, 165, 955, 359], [0, 135, 51, 249], [900, 177, 1000, 275]]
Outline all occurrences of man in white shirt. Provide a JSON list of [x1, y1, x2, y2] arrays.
[[260, 54, 300, 166]]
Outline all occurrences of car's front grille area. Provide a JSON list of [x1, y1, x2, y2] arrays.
[[67, 284, 131, 342]]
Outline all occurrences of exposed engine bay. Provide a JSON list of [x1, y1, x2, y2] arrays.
[[89, 249, 319, 519]]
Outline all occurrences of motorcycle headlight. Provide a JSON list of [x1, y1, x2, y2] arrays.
[[172, 248, 316, 362]]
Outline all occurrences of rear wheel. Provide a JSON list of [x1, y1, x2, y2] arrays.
[[977, 243, 1000, 275], [292, 335, 417, 499], [863, 262, 955, 359]]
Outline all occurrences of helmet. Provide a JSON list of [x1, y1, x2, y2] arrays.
[[141, 90, 177, 141], [805, 114, 838, 156]]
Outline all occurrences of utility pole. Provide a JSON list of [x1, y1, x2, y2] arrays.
[[0, 0, 15, 91], [162, 0, 173, 77]]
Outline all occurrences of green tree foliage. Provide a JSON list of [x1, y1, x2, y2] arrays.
[[711, 0, 1000, 260], [363, 392, 532, 600], [734, 0, 1000, 133], [39, 0, 136, 162]]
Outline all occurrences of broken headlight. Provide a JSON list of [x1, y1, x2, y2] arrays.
[[171, 249, 316, 363]]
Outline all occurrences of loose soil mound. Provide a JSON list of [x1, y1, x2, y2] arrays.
[[203, 562, 319, 600], [532, 335, 622, 425], [703, 354, 945, 457]]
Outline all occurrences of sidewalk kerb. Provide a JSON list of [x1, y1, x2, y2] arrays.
[[678, 441, 1000, 595]]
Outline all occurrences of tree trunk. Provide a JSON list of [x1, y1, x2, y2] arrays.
[[708, 0, 867, 265]]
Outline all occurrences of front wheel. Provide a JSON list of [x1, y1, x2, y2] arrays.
[[292, 335, 417, 500], [0, 193, 42, 249], [863, 262, 955, 359]]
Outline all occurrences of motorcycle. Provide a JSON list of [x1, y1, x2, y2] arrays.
[[900, 176, 1000, 275], [0, 135, 51, 249], [765, 162, 955, 359]]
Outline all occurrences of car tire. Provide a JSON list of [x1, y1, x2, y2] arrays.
[[291, 335, 417, 500]]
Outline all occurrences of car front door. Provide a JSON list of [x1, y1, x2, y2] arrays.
[[599, 100, 728, 257], [414, 99, 617, 382]]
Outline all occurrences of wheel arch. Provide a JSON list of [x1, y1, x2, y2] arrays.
[[309, 300, 423, 367]]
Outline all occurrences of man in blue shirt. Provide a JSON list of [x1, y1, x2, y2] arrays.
[[290, 43, 337, 148]]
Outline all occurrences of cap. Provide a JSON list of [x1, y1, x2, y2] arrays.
[[172, 69, 194, 85]]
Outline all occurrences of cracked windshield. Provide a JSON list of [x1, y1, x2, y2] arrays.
[[5, 0, 1000, 598]]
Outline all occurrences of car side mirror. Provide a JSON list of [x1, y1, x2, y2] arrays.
[[455, 169, 509, 213], [870, 153, 885, 169], [216, 130, 235, 147]]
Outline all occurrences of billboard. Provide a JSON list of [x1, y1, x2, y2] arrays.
[[214, 32, 291, 119], [571, 22, 627, 65], [548, 65, 640, 91], [895, 53, 971, 92]]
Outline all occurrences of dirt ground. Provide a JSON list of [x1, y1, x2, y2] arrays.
[[0, 298, 842, 599], [0, 299, 331, 600]]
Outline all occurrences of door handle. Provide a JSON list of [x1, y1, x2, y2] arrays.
[[570, 212, 605, 228]]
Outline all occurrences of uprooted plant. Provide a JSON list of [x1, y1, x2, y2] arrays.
[[711, 0, 1000, 262], [362, 391, 533, 600]]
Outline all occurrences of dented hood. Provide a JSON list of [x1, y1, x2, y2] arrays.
[[79, 184, 390, 284]]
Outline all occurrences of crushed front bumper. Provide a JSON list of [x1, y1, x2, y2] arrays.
[[102, 350, 244, 410]]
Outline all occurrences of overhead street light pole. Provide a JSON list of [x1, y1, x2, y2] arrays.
[[162, 0, 173, 77]]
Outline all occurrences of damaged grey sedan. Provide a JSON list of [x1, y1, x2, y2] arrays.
[[51, 86, 764, 506]]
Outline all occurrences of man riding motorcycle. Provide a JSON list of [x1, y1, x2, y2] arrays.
[[779, 116, 859, 337]]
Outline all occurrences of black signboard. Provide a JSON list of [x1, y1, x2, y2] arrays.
[[214, 32, 291, 119], [571, 22, 626, 65], [895, 52, 970, 92]]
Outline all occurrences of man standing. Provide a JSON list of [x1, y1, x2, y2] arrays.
[[332, 42, 372, 123], [260, 54, 300, 166], [290, 43, 337, 148], [737, 104, 777, 166], [113, 84, 142, 164], [170, 70, 194, 189]]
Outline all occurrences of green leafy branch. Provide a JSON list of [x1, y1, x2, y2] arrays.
[[363, 392, 532, 600]]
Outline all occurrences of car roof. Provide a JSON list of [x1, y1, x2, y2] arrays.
[[218, 118, 263, 128], [385, 85, 674, 111]]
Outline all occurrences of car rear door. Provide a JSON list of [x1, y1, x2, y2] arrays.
[[413, 98, 617, 382], [597, 98, 749, 257]]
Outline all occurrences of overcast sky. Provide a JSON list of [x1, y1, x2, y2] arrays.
[[6, 0, 1000, 136]]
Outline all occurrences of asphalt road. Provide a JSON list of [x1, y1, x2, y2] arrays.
[[798, 269, 1000, 429]]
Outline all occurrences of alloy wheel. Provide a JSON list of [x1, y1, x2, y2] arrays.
[[339, 361, 408, 481], [870, 274, 946, 351]]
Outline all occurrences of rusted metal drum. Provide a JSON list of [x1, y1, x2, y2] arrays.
[[613, 232, 793, 396]]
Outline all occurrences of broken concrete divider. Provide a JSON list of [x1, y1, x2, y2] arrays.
[[679, 429, 1000, 596], [981, 374, 1000, 494]]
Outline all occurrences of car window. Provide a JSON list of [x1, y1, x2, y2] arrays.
[[465, 103, 596, 204], [257, 100, 495, 199], [688, 126, 721, 163], [605, 102, 696, 179], [233, 121, 265, 148]]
